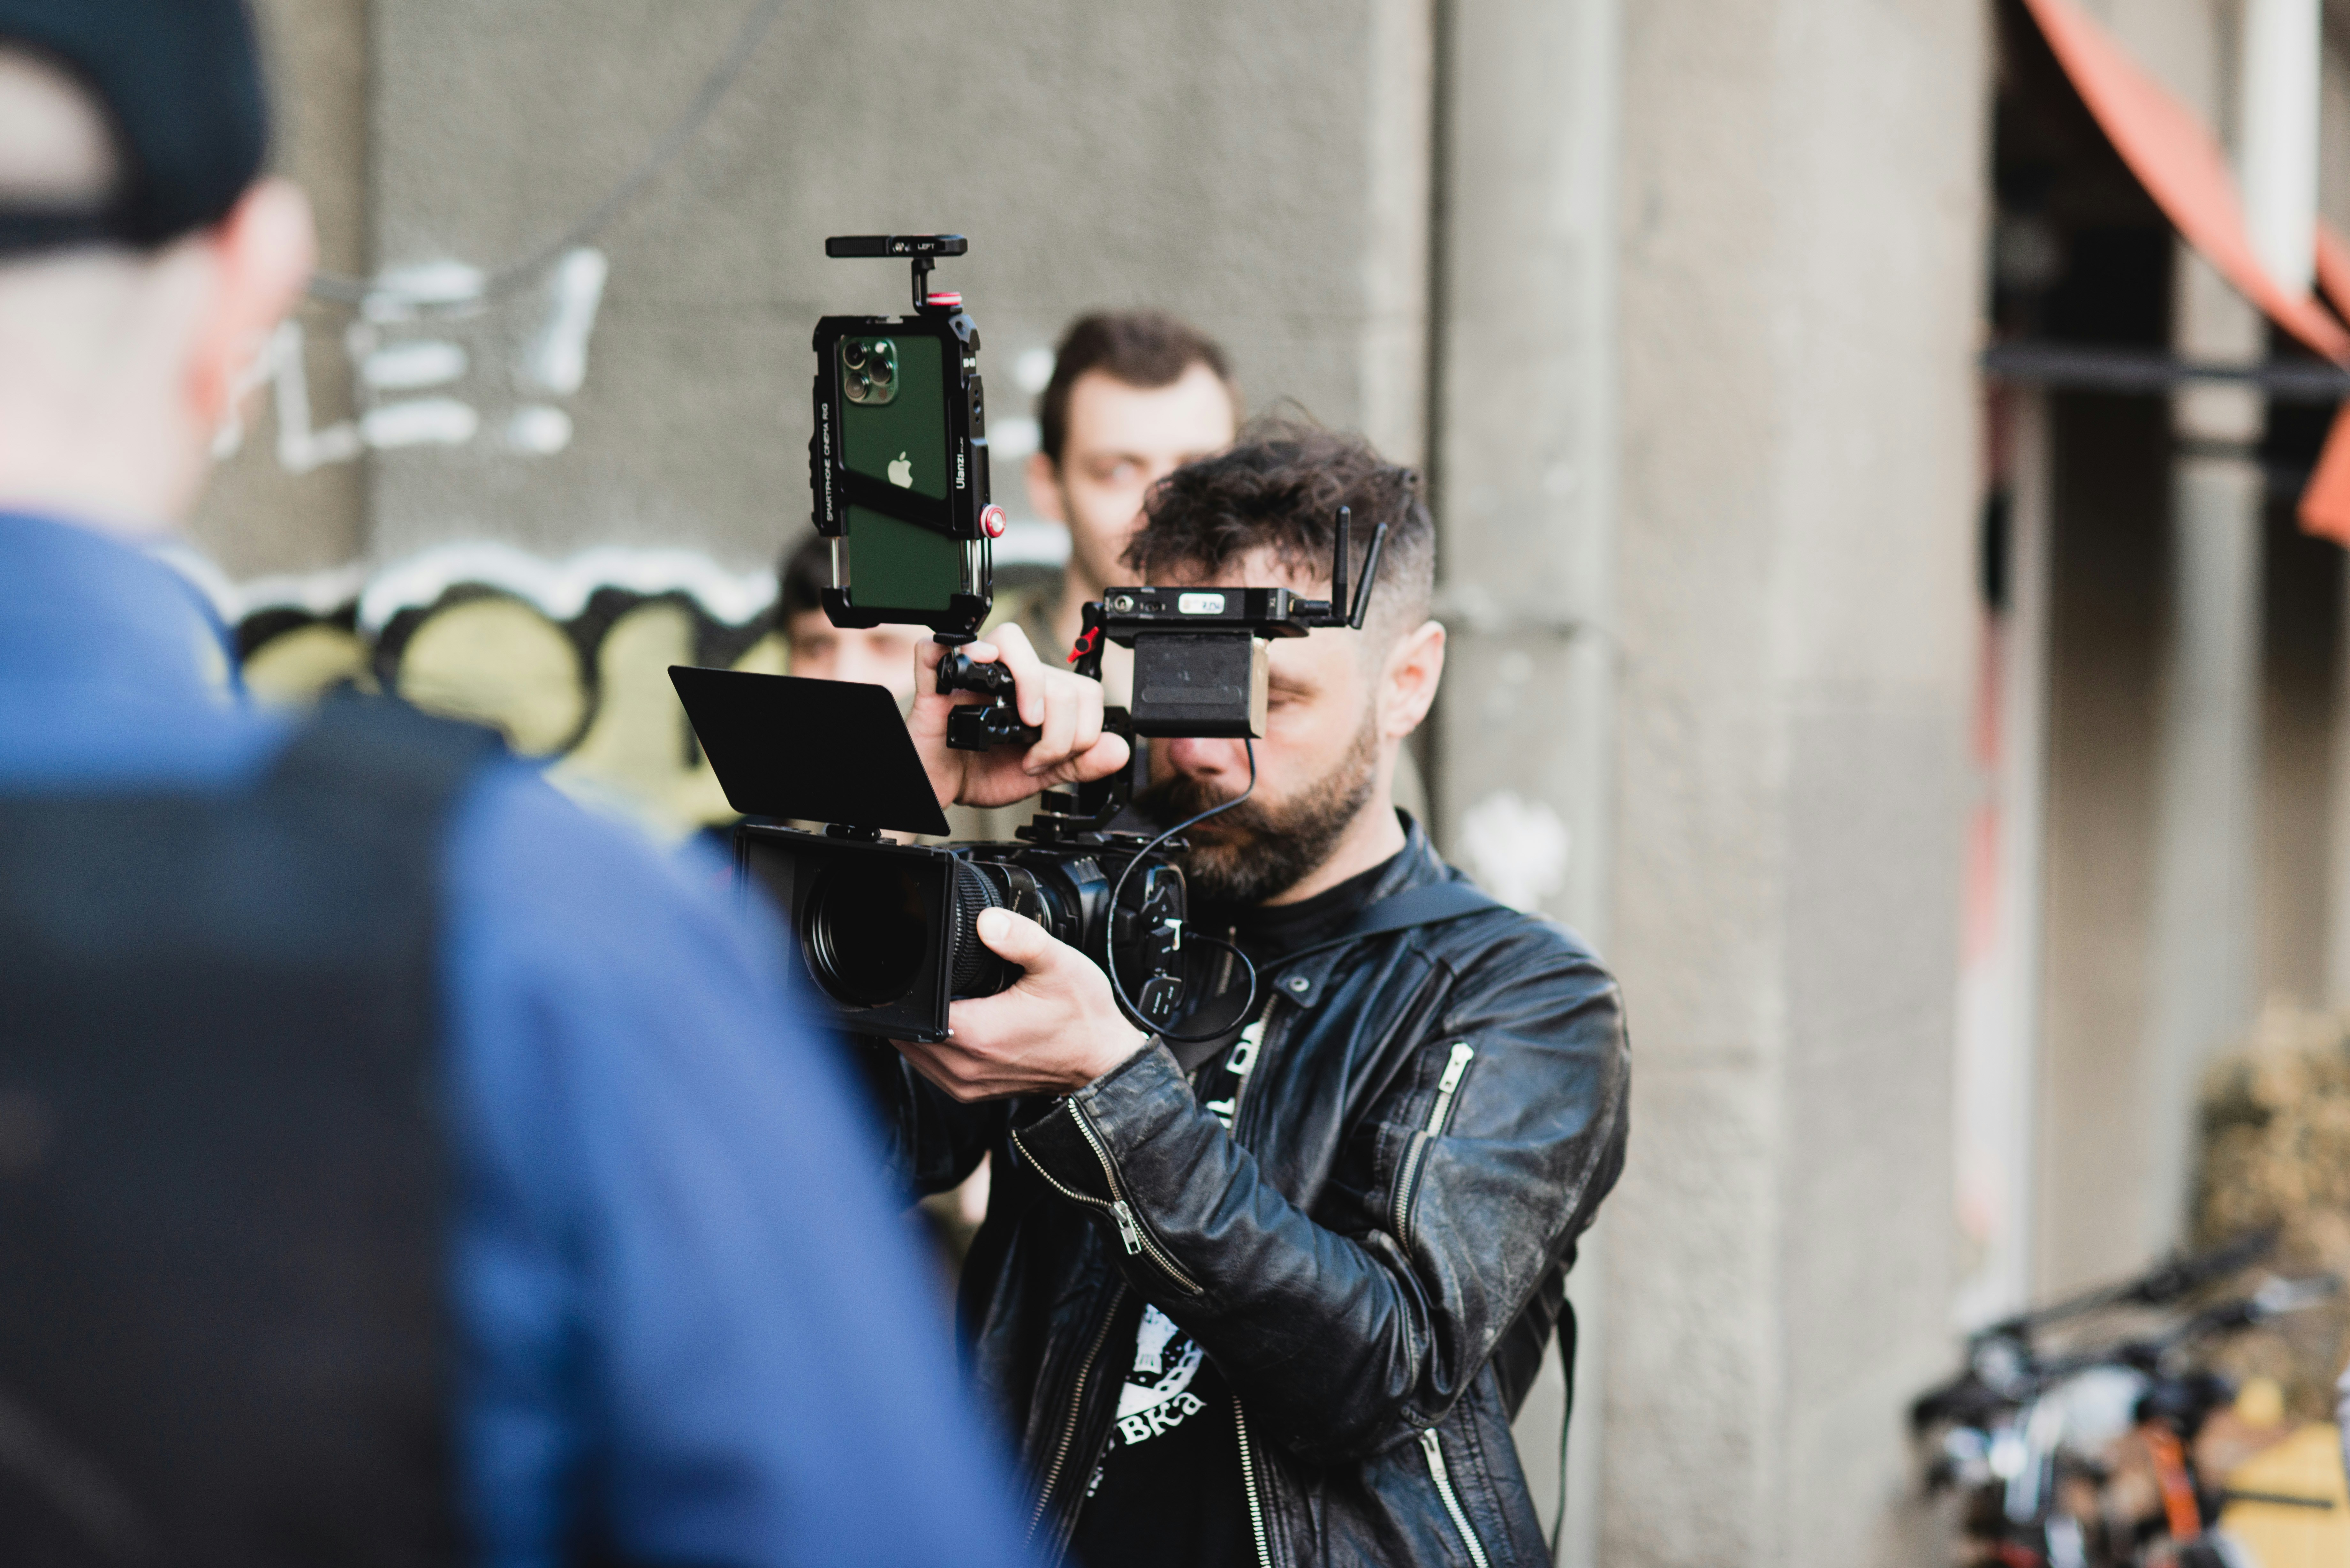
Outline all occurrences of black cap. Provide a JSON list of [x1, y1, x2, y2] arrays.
[[0, 0, 269, 257]]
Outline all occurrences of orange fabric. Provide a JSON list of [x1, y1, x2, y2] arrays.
[[2316, 221, 2350, 315], [2300, 403, 2350, 542], [2020, 0, 2350, 361], [2306, 226, 2350, 543], [2021, 0, 2350, 541], [2143, 1425, 2204, 1544]]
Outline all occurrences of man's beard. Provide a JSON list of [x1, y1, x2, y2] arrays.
[[1134, 717, 1381, 907]]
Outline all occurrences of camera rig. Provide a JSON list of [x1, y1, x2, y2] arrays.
[[672, 227, 1396, 1044], [665, 505, 1386, 1044]]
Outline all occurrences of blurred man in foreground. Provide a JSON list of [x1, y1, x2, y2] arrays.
[[0, 4, 1042, 1561], [883, 423, 1633, 1566]]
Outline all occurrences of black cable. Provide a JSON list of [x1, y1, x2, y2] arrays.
[[1102, 740, 1260, 1044], [308, 0, 788, 308]]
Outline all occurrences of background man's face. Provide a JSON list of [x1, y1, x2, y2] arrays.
[[786, 612, 926, 704], [1030, 363, 1237, 591]]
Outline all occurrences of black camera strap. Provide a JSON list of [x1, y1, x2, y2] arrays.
[[1251, 879, 1513, 1014], [1319, 879, 1512, 949], [1168, 879, 1512, 1072]]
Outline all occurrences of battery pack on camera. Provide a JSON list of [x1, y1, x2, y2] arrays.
[[1131, 633, 1270, 739]]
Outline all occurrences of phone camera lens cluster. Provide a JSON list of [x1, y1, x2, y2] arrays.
[[841, 338, 898, 405]]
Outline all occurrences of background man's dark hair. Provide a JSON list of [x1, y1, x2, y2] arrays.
[[1126, 418, 1436, 641], [778, 532, 829, 620], [1037, 311, 1237, 467]]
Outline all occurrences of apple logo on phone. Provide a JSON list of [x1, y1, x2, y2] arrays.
[[887, 451, 913, 488]]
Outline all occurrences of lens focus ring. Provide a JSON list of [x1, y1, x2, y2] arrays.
[[950, 862, 1020, 999]]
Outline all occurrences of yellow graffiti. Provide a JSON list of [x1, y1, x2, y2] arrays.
[[243, 623, 373, 705], [240, 589, 790, 846], [397, 598, 589, 757], [550, 603, 778, 841]]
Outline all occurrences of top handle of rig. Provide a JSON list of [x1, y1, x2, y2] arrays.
[[822, 233, 969, 312]]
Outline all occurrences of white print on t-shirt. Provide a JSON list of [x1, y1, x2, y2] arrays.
[[1132, 1305, 1181, 1375], [1114, 1305, 1207, 1446]]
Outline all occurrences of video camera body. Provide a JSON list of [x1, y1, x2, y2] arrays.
[[672, 237, 1386, 1046]]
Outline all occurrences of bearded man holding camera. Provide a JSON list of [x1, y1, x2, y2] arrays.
[[880, 421, 1633, 1568]]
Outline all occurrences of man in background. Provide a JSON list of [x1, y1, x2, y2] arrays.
[[777, 530, 928, 699], [1002, 311, 1240, 686], [0, 4, 1047, 1562]]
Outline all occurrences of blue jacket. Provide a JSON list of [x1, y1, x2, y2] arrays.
[[0, 511, 1031, 1568]]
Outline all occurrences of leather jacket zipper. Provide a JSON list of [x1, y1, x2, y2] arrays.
[[1026, 1283, 1126, 1549], [1391, 1042, 1476, 1246], [1012, 1105, 1202, 1294], [1015, 999, 1276, 1550], [1232, 1394, 1277, 1568], [1419, 1427, 1492, 1568], [1220, 1000, 1283, 1568]]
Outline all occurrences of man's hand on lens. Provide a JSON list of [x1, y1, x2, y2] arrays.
[[892, 908, 1149, 1102], [910, 626, 1131, 809]]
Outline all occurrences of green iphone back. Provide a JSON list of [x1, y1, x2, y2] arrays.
[[837, 333, 958, 609], [840, 334, 947, 498]]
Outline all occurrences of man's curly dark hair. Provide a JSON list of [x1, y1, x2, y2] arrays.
[[1122, 418, 1436, 643]]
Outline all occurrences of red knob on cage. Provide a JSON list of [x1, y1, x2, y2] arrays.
[[979, 504, 1007, 538]]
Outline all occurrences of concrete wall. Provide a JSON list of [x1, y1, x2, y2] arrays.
[[2260, 500, 2339, 1006], [2017, 0, 2212, 1291], [1600, 1, 1983, 1563], [187, 0, 369, 578], [363, 0, 1430, 573], [2035, 392, 2175, 1295], [1430, 0, 1623, 1556]]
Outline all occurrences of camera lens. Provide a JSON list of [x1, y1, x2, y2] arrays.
[[845, 371, 872, 403], [868, 348, 895, 385], [805, 865, 927, 1007], [841, 339, 868, 371]]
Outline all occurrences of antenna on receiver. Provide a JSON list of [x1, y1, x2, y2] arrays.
[[1331, 506, 1351, 629], [1298, 505, 1386, 630], [1348, 519, 1387, 630]]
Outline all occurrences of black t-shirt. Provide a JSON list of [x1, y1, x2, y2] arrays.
[[1209, 850, 1403, 967], [1068, 851, 1402, 1568]]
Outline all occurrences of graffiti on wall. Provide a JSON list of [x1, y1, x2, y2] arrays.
[[218, 249, 611, 472], [176, 543, 784, 842], [175, 538, 1073, 844]]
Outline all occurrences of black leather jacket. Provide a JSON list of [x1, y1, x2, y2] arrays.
[[864, 820, 1631, 1567]]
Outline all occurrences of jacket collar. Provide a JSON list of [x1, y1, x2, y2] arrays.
[[1262, 811, 1458, 1011]]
